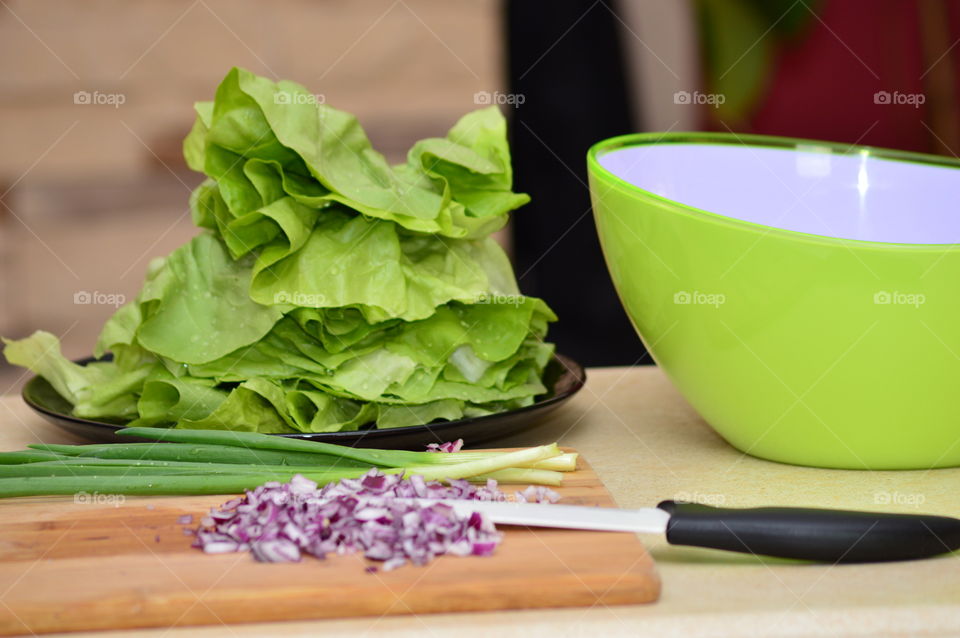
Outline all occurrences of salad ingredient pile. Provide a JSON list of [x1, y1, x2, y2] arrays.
[[3, 67, 555, 434]]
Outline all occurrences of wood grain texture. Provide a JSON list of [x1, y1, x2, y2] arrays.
[[0, 452, 659, 635]]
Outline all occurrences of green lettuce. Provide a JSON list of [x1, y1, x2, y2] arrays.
[[184, 68, 528, 240], [3, 67, 556, 434]]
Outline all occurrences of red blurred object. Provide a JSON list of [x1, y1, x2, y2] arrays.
[[712, 0, 960, 155]]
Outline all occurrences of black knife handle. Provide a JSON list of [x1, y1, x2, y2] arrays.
[[657, 500, 960, 563]]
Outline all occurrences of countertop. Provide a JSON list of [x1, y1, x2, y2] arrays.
[[2, 366, 959, 638]]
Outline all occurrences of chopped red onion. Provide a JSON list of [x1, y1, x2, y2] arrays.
[[425, 439, 464, 453], [516, 485, 561, 504], [191, 469, 561, 571]]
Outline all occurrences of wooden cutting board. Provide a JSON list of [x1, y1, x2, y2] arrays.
[[0, 451, 659, 635]]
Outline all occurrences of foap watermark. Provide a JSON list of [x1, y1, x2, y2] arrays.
[[74, 491, 125, 507], [674, 290, 726, 307], [673, 491, 726, 507], [874, 490, 925, 508], [73, 90, 126, 108], [873, 290, 925, 308], [74, 290, 125, 307], [274, 291, 326, 306], [873, 90, 925, 108], [475, 292, 524, 308], [674, 90, 725, 108], [274, 92, 325, 105], [474, 90, 525, 107]]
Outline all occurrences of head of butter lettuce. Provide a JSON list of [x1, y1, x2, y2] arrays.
[[3, 68, 557, 433]]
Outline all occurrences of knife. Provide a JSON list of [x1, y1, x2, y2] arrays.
[[415, 499, 960, 563]]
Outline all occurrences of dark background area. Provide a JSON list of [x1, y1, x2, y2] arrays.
[[507, 0, 646, 368]]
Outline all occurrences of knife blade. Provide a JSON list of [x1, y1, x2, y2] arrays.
[[416, 498, 672, 533], [412, 499, 960, 563]]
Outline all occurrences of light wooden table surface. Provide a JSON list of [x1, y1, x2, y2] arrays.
[[2, 366, 959, 638]]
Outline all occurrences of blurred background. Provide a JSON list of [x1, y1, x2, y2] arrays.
[[1, 0, 958, 390]]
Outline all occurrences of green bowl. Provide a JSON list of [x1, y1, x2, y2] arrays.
[[588, 132, 960, 469]]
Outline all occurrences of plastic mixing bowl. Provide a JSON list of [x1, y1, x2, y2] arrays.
[[588, 132, 960, 469]]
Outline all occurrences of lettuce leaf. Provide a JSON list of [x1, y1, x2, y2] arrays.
[[134, 233, 285, 365]]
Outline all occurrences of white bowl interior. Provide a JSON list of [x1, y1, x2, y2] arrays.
[[598, 142, 960, 244]]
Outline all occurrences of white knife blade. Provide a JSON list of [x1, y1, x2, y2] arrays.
[[409, 499, 960, 563], [411, 499, 671, 534]]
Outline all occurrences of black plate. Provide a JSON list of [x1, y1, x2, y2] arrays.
[[21, 354, 585, 450]]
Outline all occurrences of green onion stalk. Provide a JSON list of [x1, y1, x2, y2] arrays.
[[0, 427, 573, 497]]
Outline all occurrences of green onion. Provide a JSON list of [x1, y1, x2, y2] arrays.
[[398, 444, 560, 481], [29, 442, 371, 468], [0, 450, 70, 464], [116, 427, 437, 466], [0, 472, 374, 497], [0, 460, 561, 485], [0, 445, 557, 497], [24, 458, 362, 474], [30, 441, 577, 472], [440, 451, 578, 472], [0, 427, 569, 497], [116, 427, 575, 470], [0, 464, 242, 477]]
